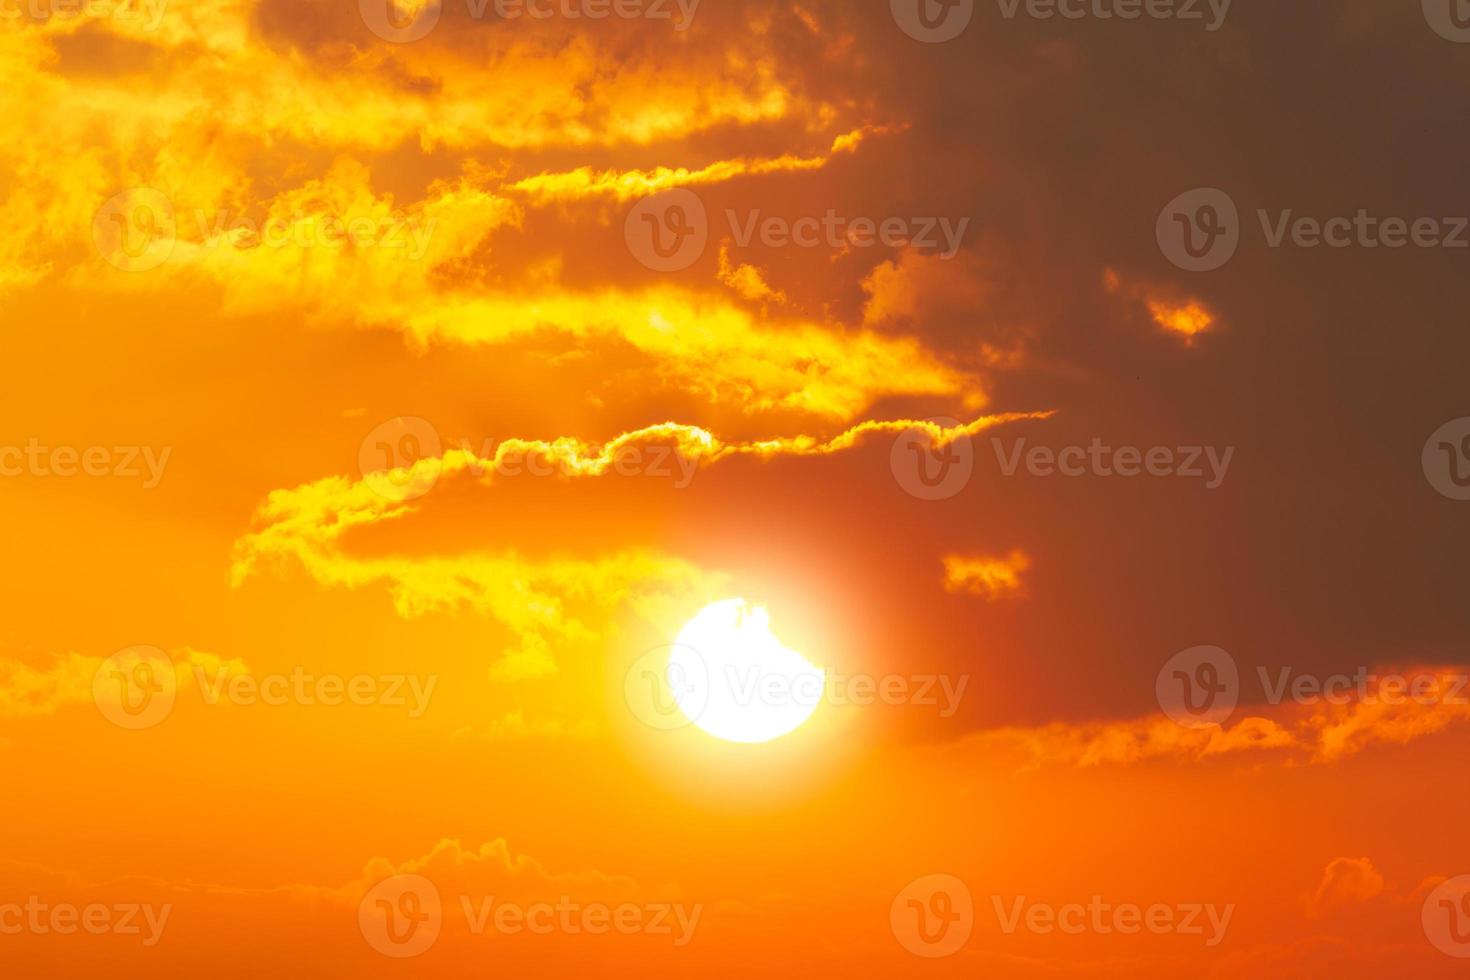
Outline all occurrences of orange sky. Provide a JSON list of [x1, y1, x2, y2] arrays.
[[3, 1, 1470, 976]]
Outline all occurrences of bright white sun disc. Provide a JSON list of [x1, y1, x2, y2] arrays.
[[669, 598, 825, 744]]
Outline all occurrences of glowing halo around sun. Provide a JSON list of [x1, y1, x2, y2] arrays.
[[669, 598, 826, 744]]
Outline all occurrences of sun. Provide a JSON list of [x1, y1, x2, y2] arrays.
[[669, 598, 825, 744]]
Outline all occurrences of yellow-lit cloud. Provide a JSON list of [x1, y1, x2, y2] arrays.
[[0, 648, 246, 718], [231, 414, 1045, 676], [506, 127, 893, 203]]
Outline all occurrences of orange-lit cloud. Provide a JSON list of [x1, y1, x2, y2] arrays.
[[956, 667, 1470, 771], [1148, 298, 1217, 341], [942, 550, 1031, 599], [1103, 268, 1219, 343], [1306, 858, 1385, 919]]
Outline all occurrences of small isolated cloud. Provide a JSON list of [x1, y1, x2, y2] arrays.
[[1306, 858, 1385, 919], [942, 551, 1031, 600], [1103, 268, 1219, 345]]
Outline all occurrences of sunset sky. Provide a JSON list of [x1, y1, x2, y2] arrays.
[[3, 0, 1470, 976]]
